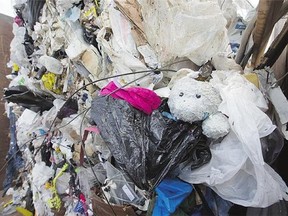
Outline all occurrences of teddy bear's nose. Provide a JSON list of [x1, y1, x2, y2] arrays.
[[196, 94, 201, 98]]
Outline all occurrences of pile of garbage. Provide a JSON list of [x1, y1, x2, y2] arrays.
[[1, 0, 288, 215]]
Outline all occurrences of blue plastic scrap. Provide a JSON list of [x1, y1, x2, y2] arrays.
[[205, 187, 232, 216], [3, 107, 24, 194], [152, 178, 193, 216]]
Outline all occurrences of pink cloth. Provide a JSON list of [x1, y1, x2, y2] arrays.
[[14, 16, 24, 26], [100, 81, 161, 115]]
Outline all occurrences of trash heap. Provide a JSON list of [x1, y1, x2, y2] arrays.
[[2, 0, 288, 215]]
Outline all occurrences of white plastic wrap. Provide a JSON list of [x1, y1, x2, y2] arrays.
[[96, 3, 148, 87], [16, 108, 40, 146], [56, 171, 70, 194], [220, 0, 257, 25], [32, 162, 54, 188], [139, 0, 229, 66], [179, 71, 288, 207], [220, 0, 257, 54], [212, 52, 242, 71], [10, 24, 30, 67], [38, 55, 64, 74]]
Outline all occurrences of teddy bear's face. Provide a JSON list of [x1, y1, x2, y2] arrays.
[[168, 76, 222, 123]]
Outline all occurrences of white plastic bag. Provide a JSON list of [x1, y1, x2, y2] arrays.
[[10, 24, 30, 67], [138, 0, 229, 66], [38, 55, 63, 74], [32, 162, 54, 188], [96, 4, 148, 87], [179, 71, 288, 207]]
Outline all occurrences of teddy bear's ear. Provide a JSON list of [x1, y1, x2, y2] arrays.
[[169, 68, 199, 88], [186, 71, 199, 79], [175, 68, 199, 79]]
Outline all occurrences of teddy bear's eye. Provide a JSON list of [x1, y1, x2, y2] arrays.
[[196, 94, 201, 98], [179, 92, 184, 97]]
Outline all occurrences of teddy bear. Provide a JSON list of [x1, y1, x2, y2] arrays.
[[167, 72, 230, 139]]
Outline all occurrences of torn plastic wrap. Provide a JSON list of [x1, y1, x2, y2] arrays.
[[138, 0, 229, 65], [91, 96, 211, 190], [95, 4, 149, 87], [4, 85, 55, 113], [3, 107, 24, 195]]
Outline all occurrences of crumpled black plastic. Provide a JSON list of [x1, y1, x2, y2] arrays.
[[27, 0, 46, 30], [247, 200, 288, 216], [57, 98, 79, 120], [4, 85, 54, 113], [24, 30, 34, 57], [82, 25, 102, 55], [91, 96, 211, 190]]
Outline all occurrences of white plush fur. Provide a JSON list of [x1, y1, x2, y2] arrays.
[[168, 75, 230, 139]]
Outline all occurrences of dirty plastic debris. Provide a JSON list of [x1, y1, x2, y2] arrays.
[[38, 55, 64, 75], [4, 85, 55, 112], [3, 0, 288, 214], [91, 97, 211, 190]]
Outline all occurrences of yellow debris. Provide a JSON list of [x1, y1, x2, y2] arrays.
[[243, 73, 259, 88]]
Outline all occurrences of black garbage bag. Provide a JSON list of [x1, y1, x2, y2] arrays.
[[82, 26, 102, 55], [246, 200, 288, 216], [27, 0, 46, 29], [24, 30, 34, 57], [91, 96, 211, 190], [4, 85, 54, 113]]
